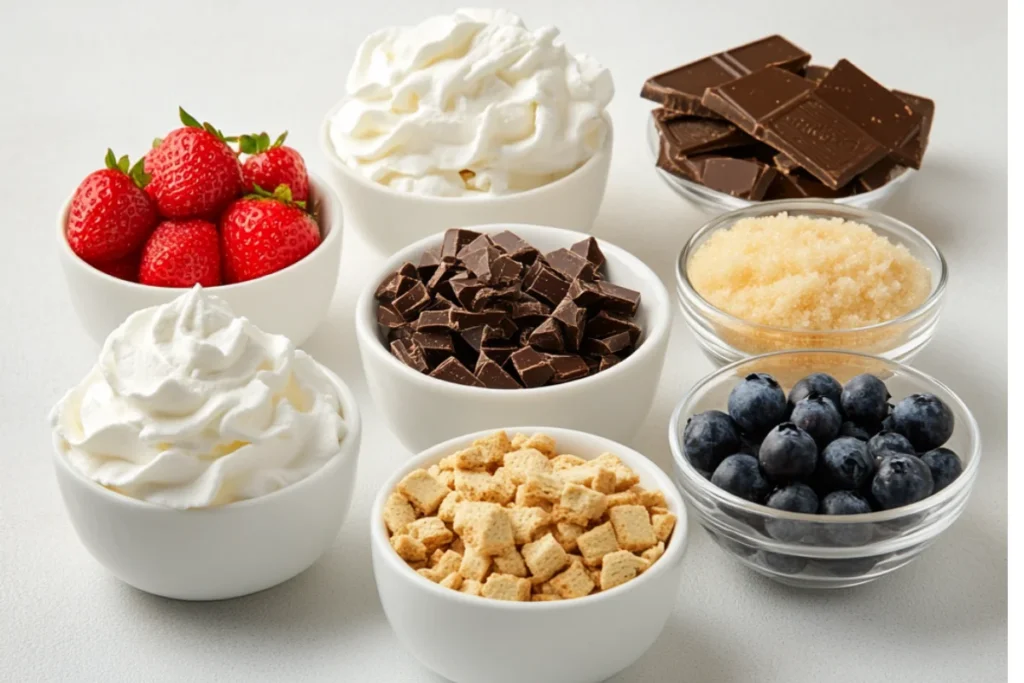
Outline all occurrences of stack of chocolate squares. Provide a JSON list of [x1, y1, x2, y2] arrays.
[[642, 35, 935, 200], [375, 229, 643, 389]]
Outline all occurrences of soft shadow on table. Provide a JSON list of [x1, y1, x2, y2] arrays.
[[610, 613, 739, 683]]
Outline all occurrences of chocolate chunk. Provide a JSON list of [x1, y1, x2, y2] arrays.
[[656, 137, 700, 181], [763, 171, 851, 199], [470, 284, 520, 311], [598, 355, 622, 372], [528, 318, 565, 353], [461, 245, 503, 282], [475, 355, 522, 389], [582, 331, 633, 356], [441, 229, 482, 261], [585, 310, 641, 343], [426, 297, 453, 311], [802, 64, 831, 84], [857, 157, 907, 192], [641, 35, 810, 116], [450, 277, 486, 309], [391, 281, 431, 320], [523, 263, 570, 305], [412, 329, 454, 366], [551, 298, 587, 351], [510, 298, 551, 327], [652, 111, 752, 157], [545, 248, 597, 282], [702, 66, 816, 134], [547, 354, 590, 384], [509, 347, 555, 388], [390, 338, 429, 373], [489, 255, 523, 284], [377, 303, 406, 329], [388, 325, 414, 343], [460, 324, 508, 353], [457, 234, 496, 260], [417, 246, 442, 281], [415, 308, 458, 331], [430, 357, 484, 387], [481, 343, 517, 367], [568, 279, 604, 308], [569, 237, 606, 268], [490, 231, 541, 264], [773, 153, 801, 175], [893, 90, 935, 169], [427, 261, 461, 294], [375, 267, 418, 301], [699, 157, 777, 200], [597, 282, 641, 316]]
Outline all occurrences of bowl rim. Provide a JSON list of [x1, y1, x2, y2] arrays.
[[370, 425, 689, 610], [675, 199, 949, 337], [353, 223, 672, 397], [319, 98, 614, 203], [51, 361, 362, 513], [57, 173, 343, 292], [668, 349, 982, 524]]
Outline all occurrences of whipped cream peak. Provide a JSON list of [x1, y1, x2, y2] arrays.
[[51, 286, 348, 509], [330, 9, 613, 197]]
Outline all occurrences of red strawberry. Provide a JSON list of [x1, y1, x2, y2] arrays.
[[67, 150, 157, 265], [220, 186, 321, 283], [144, 108, 243, 219], [139, 219, 221, 287], [94, 251, 141, 281], [239, 131, 309, 202]]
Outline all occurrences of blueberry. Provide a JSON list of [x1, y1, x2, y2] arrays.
[[890, 394, 955, 451], [867, 430, 915, 465], [683, 410, 742, 473], [841, 374, 891, 425], [738, 436, 762, 457], [920, 447, 963, 492], [821, 490, 873, 546], [727, 373, 787, 439], [871, 453, 935, 509], [787, 372, 843, 413], [706, 529, 757, 557], [758, 423, 818, 481], [765, 483, 819, 542], [839, 421, 872, 441], [812, 556, 882, 577], [710, 454, 771, 503], [821, 437, 874, 490], [759, 551, 808, 574], [790, 395, 843, 449]]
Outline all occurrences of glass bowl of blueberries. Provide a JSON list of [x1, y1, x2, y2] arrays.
[[668, 350, 980, 588]]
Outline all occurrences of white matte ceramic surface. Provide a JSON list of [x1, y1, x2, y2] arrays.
[[319, 102, 613, 255], [355, 224, 672, 452], [51, 364, 362, 601], [371, 427, 688, 683], [57, 174, 344, 346]]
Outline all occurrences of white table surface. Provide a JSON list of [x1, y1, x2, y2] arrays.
[[0, 0, 1007, 680]]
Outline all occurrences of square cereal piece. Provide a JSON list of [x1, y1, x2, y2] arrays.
[[482, 573, 531, 601], [503, 448, 553, 485], [417, 567, 439, 582], [507, 506, 552, 544], [450, 536, 465, 555], [438, 453, 458, 471], [493, 546, 528, 577], [429, 548, 445, 566], [455, 469, 515, 504], [551, 454, 587, 471], [436, 470, 456, 489], [575, 521, 620, 566], [407, 560, 427, 571], [553, 522, 585, 553], [511, 433, 529, 450], [489, 468, 518, 504], [472, 430, 512, 467], [549, 560, 595, 599], [591, 467, 617, 494], [397, 469, 450, 515], [599, 550, 647, 591], [522, 472, 565, 505], [641, 541, 665, 565], [554, 483, 608, 526], [594, 453, 640, 492], [649, 506, 670, 516], [433, 549, 463, 579], [652, 512, 677, 543], [519, 433, 557, 457], [532, 594, 561, 602], [454, 446, 490, 471], [609, 505, 658, 552], [407, 517, 453, 554], [454, 502, 515, 555], [460, 579, 483, 596], [539, 581, 557, 595], [522, 533, 570, 583], [458, 545, 493, 582], [515, 485, 554, 511], [587, 565, 602, 586], [606, 490, 639, 508], [439, 572, 463, 590], [391, 534, 428, 563], [383, 492, 417, 535], [557, 465, 597, 487], [632, 486, 667, 509], [438, 490, 466, 523]]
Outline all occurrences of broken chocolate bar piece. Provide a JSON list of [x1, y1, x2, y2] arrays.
[[597, 282, 642, 316], [375, 267, 418, 301], [390, 338, 429, 373], [391, 281, 431, 320], [528, 318, 565, 353], [475, 355, 521, 389], [773, 153, 801, 175], [641, 35, 810, 116], [700, 157, 778, 200], [762, 171, 851, 199], [523, 263, 570, 305], [585, 310, 641, 343], [547, 354, 590, 384], [652, 110, 752, 157], [702, 66, 816, 135], [412, 329, 454, 366], [856, 157, 907, 192], [430, 357, 484, 387], [457, 234, 497, 260], [570, 237, 605, 268], [551, 298, 586, 351], [509, 347, 555, 388], [441, 229, 482, 261], [417, 247, 442, 281], [582, 331, 633, 356], [802, 64, 830, 84], [545, 248, 597, 282], [491, 230, 540, 264], [377, 303, 406, 329], [893, 90, 935, 169]]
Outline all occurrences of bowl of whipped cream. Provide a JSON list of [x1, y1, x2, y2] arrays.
[[320, 8, 614, 254], [49, 286, 362, 600]]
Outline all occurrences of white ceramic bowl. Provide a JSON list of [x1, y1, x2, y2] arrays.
[[319, 102, 613, 255], [354, 224, 672, 452], [57, 174, 344, 346], [51, 364, 362, 601], [371, 427, 689, 683]]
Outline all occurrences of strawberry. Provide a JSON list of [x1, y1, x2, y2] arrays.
[[220, 186, 321, 283], [139, 219, 221, 287], [239, 131, 309, 202], [145, 108, 243, 219], [94, 251, 141, 281], [66, 150, 157, 265]]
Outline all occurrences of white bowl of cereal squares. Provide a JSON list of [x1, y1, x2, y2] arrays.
[[370, 427, 688, 683]]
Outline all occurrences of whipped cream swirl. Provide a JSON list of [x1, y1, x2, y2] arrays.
[[328, 8, 614, 196], [50, 286, 347, 509]]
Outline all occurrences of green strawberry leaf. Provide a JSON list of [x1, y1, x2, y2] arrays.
[[179, 107, 203, 129], [238, 135, 258, 155], [104, 148, 118, 170], [272, 131, 288, 148], [247, 183, 308, 212], [128, 158, 151, 189], [272, 184, 294, 203], [117, 155, 130, 174], [152, 137, 163, 149], [258, 132, 271, 151]]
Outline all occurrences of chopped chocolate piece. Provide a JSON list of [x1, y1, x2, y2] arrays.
[[491, 231, 541, 264], [545, 248, 597, 282], [702, 66, 815, 135], [430, 357, 485, 387], [388, 325, 414, 343], [457, 234, 496, 260], [802, 64, 831, 84], [584, 355, 601, 375], [375, 268, 418, 301], [524, 264, 570, 305], [474, 355, 522, 389], [461, 245, 503, 282], [460, 325, 506, 352], [857, 157, 907, 192], [582, 331, 633, 356], [569, 237, 606, 268], [417, 246, 442, 281], [440, 228, 482, 261], [470, 284, 520, 311], [510, 298, 551, 327], [509, 347, 555, 388], [427, 261, 461, 294], [391, 281, 431, 320], [641, 35, 810, 115], [517, 326, 535, 347], [773, 153, 801, 175], [481, 343, 517, 367], [426, 297, 453, 311], [377, 303, 406, 329], [585, 310, 641, 343], [893, 90, 935, 169], [653, 111, 752, 157], [763, 171, 849, 199], [390, 338, 429, 373], [568, 279, 604, 308], [450, 277, 486, 309], [597, 282, 642, 316], [528, 318, 565, 353], [551, 298, 587, 351], [598, 355, 622, 372], [700, 157, 777, 200], [412, 329, 454, 366], [547, 354, 590, 384], [656, 138, 700, 181], [416, 308, 457, 330], [489, 255, 523, 284]]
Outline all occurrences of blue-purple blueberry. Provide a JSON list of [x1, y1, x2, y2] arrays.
[[728, 373, 787, 439], [711, 454, 771, 503], [839, 421, 873, 441], [920, 447, 963, 492], [867, 430, 915, 465], [889, 393, 955, 452], [871, 453, 934, 509], [841, 374, 891, 425], [759, 423, 818, 481], [788, 373, 844, 413], [821, 490, 873, 546], [821, 437, 875, 489], [765, 483, 819, 542], [683, 410, 742, 473], [790, 395, 843, 448]]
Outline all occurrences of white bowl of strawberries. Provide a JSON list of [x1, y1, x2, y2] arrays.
[[58, 108, 343, 346]]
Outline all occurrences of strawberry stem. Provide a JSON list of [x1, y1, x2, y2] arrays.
[[248, 183, 308, 211], [103, 149, 151, 189], [238, 130, 288, 155], [179, 106, 236, 145]]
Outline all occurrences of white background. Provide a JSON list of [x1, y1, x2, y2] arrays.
[[0, 0, 1007, 681]]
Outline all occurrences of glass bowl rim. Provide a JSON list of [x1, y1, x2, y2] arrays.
[[668, 349, 981, 525], [675, 199, 949, 337]]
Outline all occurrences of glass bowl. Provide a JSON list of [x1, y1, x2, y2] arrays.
[[676, 200, 948, 367], [667, 350, 981, 589], [645, 113, 915, 213]]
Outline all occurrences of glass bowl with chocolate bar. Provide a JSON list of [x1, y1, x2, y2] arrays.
[[354, 226, 672, 452], [641, 36, 934, 212]]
